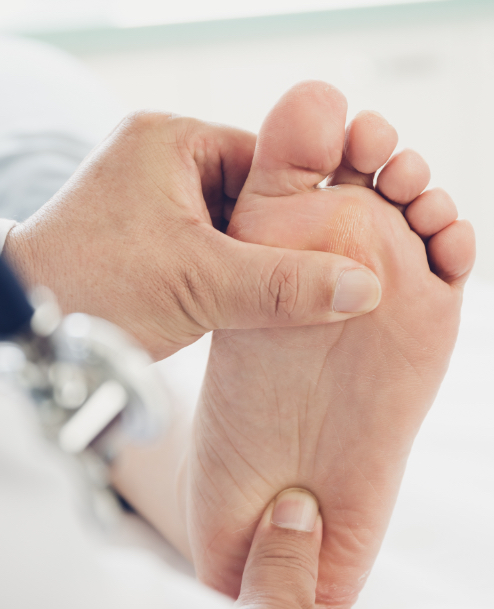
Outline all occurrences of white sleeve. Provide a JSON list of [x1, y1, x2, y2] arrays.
[[0, 381, 233, 609], [0, 218, 17, 253]]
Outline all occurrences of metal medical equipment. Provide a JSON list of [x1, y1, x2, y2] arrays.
[[0, 256, 169, 523]]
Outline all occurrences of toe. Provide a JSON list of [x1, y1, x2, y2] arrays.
[[376, 149, 431, 205], [330, 110, 398, 188], [243, 80, 348, 198], [405, 188, 458, 238], [427, 219, 476, 287]]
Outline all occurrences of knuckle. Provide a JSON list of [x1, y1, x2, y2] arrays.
[[239, 535, 318, 609], [116, 112, 203, 170], [172, 247, 219, 330], [119, 111, 190, 148], [122, 109, 173, 133], [254, 536, 317, 578], [172, 118, 219, 165], [263, 257, 306, 320], [118, 112, 216, 171], [175, 260, 206, 313]]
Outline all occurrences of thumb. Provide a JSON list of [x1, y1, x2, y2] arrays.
[[207, 233, 382, 331], [236, 489, 322, 609]]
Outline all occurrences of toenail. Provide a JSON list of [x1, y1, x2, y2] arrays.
[[333, 268, 382, 313], [271, 489, 319, 532]]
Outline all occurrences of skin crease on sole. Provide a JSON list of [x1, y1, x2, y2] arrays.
[[186, 81, 476, 608]]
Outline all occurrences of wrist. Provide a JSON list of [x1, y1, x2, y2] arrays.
[[3, 223, 39, 290]]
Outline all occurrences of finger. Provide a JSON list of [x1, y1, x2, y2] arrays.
[[115, 112, 256, 228], [216, 126, 257, 200], [192, 121, 257, 226], [236, 489, 322, 609], [190, 230, 382, 331]]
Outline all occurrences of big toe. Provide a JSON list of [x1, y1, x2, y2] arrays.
[[242, 80, 348, 198]]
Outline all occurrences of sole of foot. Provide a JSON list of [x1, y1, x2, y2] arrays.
[[188, 81, 476, 608]]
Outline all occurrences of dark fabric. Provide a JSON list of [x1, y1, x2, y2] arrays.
[[0, 256, 33, 337]]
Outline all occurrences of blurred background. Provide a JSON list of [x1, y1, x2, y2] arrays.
[[2, 0, 493, 280], [1, 1, 493, 608]]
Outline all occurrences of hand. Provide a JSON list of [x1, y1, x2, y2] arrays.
[[4, 111, 381, 359], [237, 488, 322, 609]]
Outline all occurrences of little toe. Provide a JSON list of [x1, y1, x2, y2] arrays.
[[427, 219, 476, 287], [405, 188, 458, 239], [244, 80, 348, 198], [331, 110, 398, 188], [376, 149, 431, 205]]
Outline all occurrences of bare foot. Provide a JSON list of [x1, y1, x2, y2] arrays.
[[187, 81, 475, 607]]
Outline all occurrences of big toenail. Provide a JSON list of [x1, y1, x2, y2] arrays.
[[333, 268, 382, 313]]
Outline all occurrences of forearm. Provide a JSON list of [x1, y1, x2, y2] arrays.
[[110, 410, 193, 561], [3, 218, 193, 558]]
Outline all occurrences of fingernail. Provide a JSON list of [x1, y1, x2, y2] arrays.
[[271, 489, 319, 532], [333, 268, 381, 313]]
